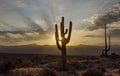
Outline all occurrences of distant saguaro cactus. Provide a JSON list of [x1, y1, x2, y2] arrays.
[[102, 24, 111, 56], [55, 17, 72, 70]]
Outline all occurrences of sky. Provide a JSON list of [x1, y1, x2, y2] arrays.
[[0, 0, 120, 46]]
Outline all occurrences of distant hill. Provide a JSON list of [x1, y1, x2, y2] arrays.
[[0, 44, 119, 55]]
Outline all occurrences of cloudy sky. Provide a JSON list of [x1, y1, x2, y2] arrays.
[[0, 0, 120, 46]]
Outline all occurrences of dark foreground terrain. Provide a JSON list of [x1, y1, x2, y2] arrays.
[[0, 53, 120, 76]]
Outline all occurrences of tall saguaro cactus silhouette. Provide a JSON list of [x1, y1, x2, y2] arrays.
[[102, 24, 111, 56], [55, 17, 72, 70]]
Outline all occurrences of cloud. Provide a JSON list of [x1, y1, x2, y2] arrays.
[[0, 12, 50, 43], [0, 0, 55, 31], [95, 3, 120, 25], [0, 0, 120, 46], [109, 28, 120, 37], [0, 0, 56, 45], [84, 35, 103, 38], [85, 2, 120, 31], [83, 27, 120, 38], [0, 28, 50, 44]]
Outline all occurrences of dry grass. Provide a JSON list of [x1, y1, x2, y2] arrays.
[[7, 67, 59, 76], [82, 66, 106, 76]]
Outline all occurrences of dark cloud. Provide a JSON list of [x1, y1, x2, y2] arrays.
[[84, 34, 103, 38], [0, 28, 49, 43], [109, 29, 120, 37], [87, 2, 120, 31], [86, 25, 104, 31], [84, 27, 120, 38], [16, 5, 54, 32], [0, 0, 54, 44], [83, 28, 120, 38], [0, 13, 49, 42]]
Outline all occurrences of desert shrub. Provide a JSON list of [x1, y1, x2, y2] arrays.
[[41, 68, 59, 76], [82, 66, 106, 76], [7, 67, 59, 76], [0, 60, 15, 74], [0, 57, 33, 74], [13, 57, 33, 68], [110, 53, 120, 59], [70, 62, 88, 70], [8, 68, 43, 76]]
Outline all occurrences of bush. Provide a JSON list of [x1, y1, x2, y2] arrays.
[[82, 66, 106, 76], [7, 67, 59, 76], [13, 57, 33, 68], [41, 68, 59, 76], [0, 57, 33, 74], [0, 60, 15, 74]]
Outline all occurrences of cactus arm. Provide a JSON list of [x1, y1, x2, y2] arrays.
[[68, 21, 72, 39], [61, 17, 64, 37], [55, 24, 62, 51], [107, 36, 111, 51], [65, 21, 72, 43], [105, 24, 107, 51], [64, 29, 68, 35]]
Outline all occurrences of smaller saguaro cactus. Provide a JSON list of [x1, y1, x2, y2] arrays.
[[102, 24, 111, 56], [55, 17, 72, 70]]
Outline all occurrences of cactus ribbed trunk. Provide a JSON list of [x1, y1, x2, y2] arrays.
[[62, 44, 66, 70], [104, 24, 108, 56], [55, 17, 72, 70], [102, 24, 111, 56]]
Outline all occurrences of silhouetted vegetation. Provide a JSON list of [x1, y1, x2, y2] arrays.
[[41, 68, 59, 76], [82, 66, 106, 76], [55, 17, 72, 70], [0, 53, 120, 75], [102, 24, 111, 57], [7, 67, 59, 76], [0, 57, 32, 74]]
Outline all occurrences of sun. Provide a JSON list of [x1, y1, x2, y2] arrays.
[[59, 37, 63, 41]]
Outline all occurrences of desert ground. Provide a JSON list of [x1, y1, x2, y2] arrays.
[[0, 53, 120, 76]]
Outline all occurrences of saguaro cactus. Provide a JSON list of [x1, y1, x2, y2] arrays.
[[55, 17, 72, 70], [102, 24, 111, 56]]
